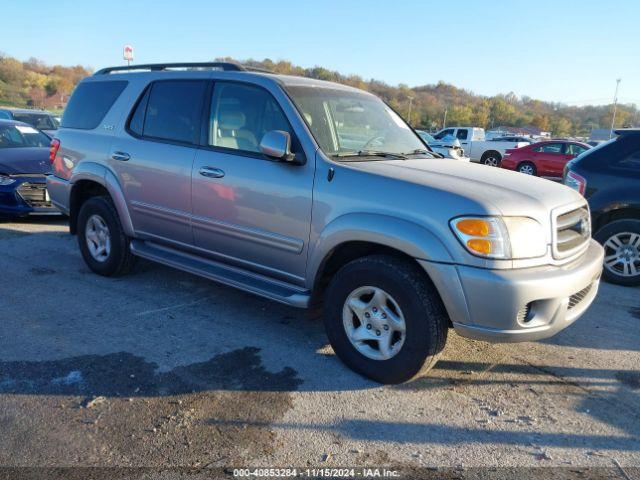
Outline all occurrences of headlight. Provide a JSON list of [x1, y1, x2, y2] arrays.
[[450, 216, 547, 259], [0, 175, 16, 186]]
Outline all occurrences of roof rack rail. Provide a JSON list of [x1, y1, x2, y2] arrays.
[[94, 62, 249, 75]]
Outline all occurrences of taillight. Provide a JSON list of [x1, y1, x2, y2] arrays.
[[49, 138, 60, 164], [564, 170, 587, 195]]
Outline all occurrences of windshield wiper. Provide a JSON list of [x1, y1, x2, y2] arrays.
[[334, 150, 408, 160], [403, 149, 436, 156]]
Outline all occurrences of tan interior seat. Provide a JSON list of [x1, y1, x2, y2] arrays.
[[216, 109, 258, 151]]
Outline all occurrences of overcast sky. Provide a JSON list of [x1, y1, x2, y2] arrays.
[[4, 0, 638, 106]]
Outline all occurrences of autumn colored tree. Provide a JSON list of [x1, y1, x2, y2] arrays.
[[1, 52, 637, 135]]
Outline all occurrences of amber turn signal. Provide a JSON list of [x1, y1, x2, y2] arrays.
[[456, 219, 490, 237], [467, 238, 492, 255]]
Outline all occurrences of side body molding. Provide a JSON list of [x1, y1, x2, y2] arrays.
[[306, 213, 455, 288]]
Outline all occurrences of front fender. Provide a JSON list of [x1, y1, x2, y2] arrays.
[[70, 162, 135, 237], [307, 213, 454, 286]]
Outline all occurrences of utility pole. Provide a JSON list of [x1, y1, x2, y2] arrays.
[[407, 96, 414, 126], [442, 106, 448, 129], [610, 78, 621, 139]]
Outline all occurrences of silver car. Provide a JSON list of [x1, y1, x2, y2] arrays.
[[47, 62, 603, 384]]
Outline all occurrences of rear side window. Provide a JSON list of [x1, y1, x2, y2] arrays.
[[534, 143, 563, 153], [565, 143, 589, 156], [129, 80, 206, 144], [577, 135, 639, 170], [456, 129, 468, 140], [62, 81, 128, 129]]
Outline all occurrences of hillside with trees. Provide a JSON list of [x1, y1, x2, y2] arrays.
[[0, 53, 91, 111], [231, 58, 638, 137], [1, 52, 636, 136]]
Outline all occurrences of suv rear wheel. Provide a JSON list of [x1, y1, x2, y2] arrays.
[[77, 196, 136, 277], [323, 255, 448, 384], [594, 219, 640, 286]]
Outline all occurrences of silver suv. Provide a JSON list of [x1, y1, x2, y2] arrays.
[[47, 63, 604, 384]]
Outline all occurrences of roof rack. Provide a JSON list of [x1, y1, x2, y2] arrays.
[[94, 62, 259, 75]]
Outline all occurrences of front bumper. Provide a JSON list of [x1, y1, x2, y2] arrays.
[[0, 176, 59, 216], [420, 239, 604, 343]]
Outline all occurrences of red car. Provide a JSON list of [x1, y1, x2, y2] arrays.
[[501, 140, 591, 178]]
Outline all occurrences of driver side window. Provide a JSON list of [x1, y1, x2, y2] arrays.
[[208, 82, 293, 154], [434, 129, 454, 140]]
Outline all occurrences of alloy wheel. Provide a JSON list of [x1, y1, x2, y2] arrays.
[[519, 164, 535, 175], [603, 232, 640, 278], [342, 286, 407, 361], [85, 214, 111, 262]]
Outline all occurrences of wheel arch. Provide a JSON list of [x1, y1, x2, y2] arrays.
[[69, 164, 134, 236], [593, 206, 640, 234], [481, 149, 502, 160], [307, 214, 454, 307]]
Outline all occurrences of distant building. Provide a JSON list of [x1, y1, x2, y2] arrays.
[[589, 128, 616, 142]]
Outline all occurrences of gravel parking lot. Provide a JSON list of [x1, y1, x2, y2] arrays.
[[0, 217, 638, 477]]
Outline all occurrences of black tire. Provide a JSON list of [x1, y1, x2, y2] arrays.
[[323, 255, 449, 384], [594, 219, 640, 287], [481, 151, 502, 167], [77, 196, 136, 277], [517, 161, 537, 176]]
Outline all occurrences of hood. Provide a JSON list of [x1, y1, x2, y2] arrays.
[[0, 147, 51, 175], [346, 158, 584, 220]]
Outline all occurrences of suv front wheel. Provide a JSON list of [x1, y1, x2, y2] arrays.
[[77, 196, 136, 277], [323, 255, 448, 384]]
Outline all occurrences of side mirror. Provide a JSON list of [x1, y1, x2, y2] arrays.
[[260, 130, 296, 162]]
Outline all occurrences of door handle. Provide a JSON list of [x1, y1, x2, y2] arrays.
[[199, 166, 225, 178], [111, 151, 130, 161]]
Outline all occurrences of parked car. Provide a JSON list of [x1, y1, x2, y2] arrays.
[[416, 130, 470, 161], [0, 108, 59, 136], [502, 140, 591, 178], [431, 127, 529, 166], [0, 119, 56, 217], [490, 135, 536, 145], [563, 129, 640, 286], [48, 62, 603, 384]]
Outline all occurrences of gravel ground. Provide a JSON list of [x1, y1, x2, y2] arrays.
[[0, 217, 638, 478]]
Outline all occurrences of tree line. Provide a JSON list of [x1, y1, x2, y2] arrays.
[[1, 53, 636, 136], [0, 53, 91, 111], [233, 58, 638, 137]]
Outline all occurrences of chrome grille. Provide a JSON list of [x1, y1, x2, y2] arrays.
[[17, 182, 51, 208], [568, 284, 592, 310], [554, 206, 590, 258]]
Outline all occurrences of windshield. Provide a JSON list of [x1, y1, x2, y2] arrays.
[[12, 112, 57, 130], [417, 131, 436, 143], [0, 124, 50, 149], [285, 86, 427, 157]]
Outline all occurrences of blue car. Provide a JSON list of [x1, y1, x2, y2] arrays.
[[0, 119, 57, 217]]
